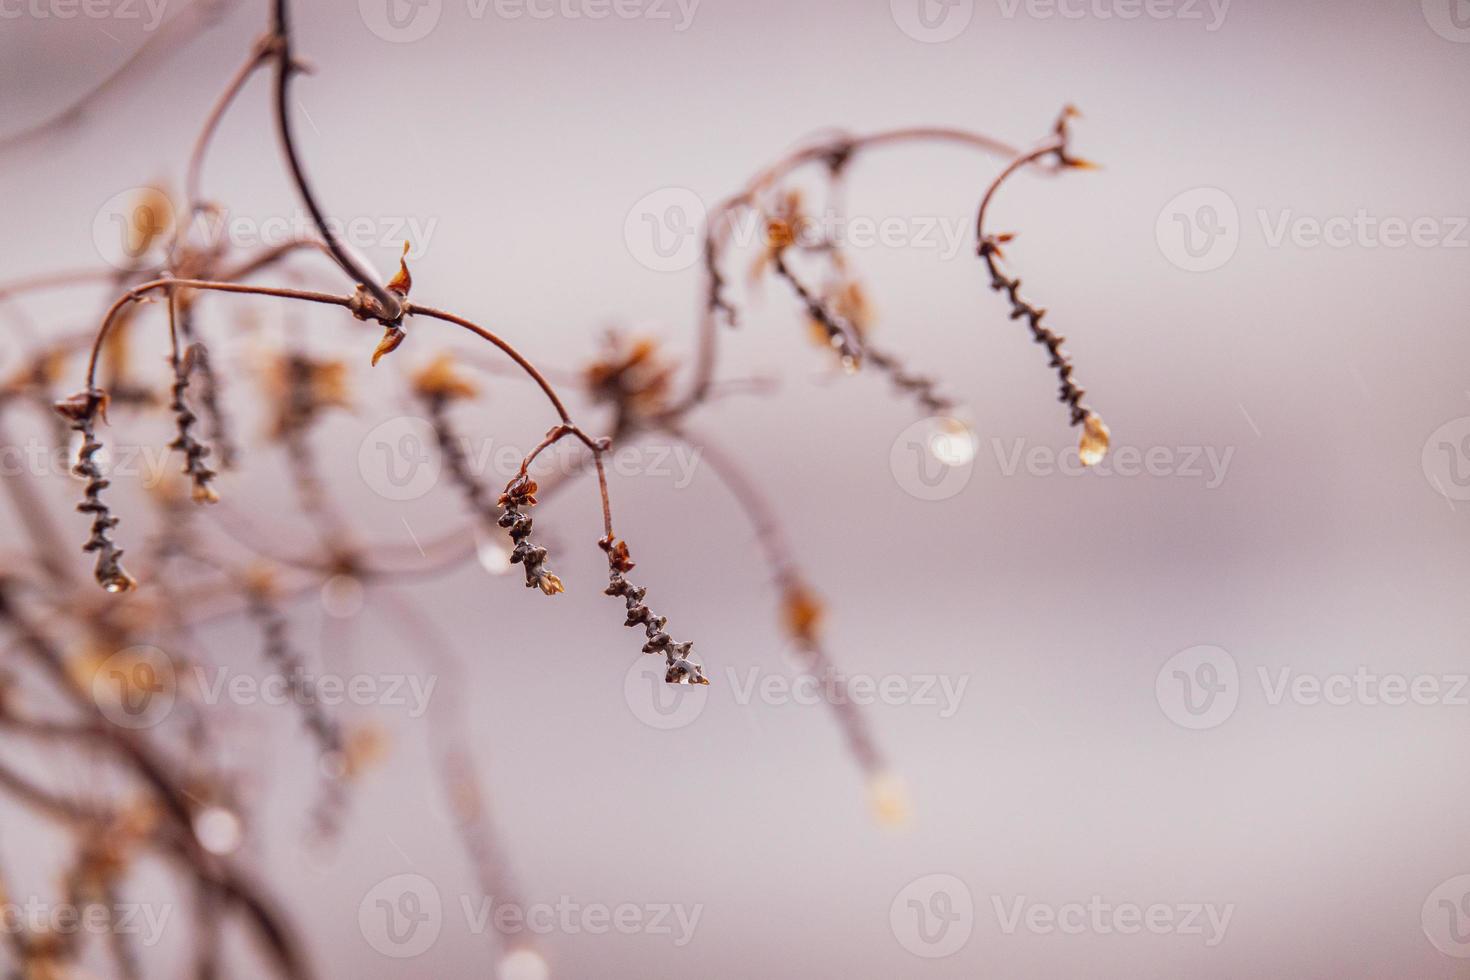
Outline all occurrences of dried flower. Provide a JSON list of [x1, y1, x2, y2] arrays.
[[387, 240, 413, 297], [168, 342, 219, 504], [411, 353, 478, 402], [584, 333, 676, 418], [781, 580, 825, 647], [601, 535, 635, 574], [498, 474, 564, 595], [68, 641, 173, 706], [975, 106, 1104, 436], [765, 189, 803, 250], [341, 722, 390, 779], [498, 473, 538, 510], [55, 388, 135, 593], [262, 352, 351, 440], [604, 537, 707, 685], [371, 326, 405, 367], [365, 242, 414, 365], [748, 188, 806, 284], [1, 348, 65, 397]]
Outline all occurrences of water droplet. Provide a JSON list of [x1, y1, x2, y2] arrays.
[[867, 770, 912, 830], [100, 569, 137, 594], [193, 806, 243, 855], [1078, 412, 1110, 468], [497, 948, 549, 980], [475, 527, 512, 576], [926, 417, 975, 467], [320, 574, 364, 618]]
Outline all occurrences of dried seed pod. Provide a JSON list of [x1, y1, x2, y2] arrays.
[[418, 369, 498, 530], [168, 343, 219, 504], [604, 539, 707, 685], [499, 476, 563, 595], [55, 388, 135, 593], [772, 251, 862, 373]]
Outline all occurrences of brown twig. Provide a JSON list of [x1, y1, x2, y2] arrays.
[[975, 107, 1108, 458]]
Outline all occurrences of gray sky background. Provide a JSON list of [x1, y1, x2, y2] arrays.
[[2, 0, 1469, 976]]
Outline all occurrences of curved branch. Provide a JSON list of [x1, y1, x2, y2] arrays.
[[673, 125, 1053, 413], [268, 1, 401, 319]]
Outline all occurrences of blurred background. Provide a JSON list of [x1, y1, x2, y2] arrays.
[[2, 0, 1469, 976]]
